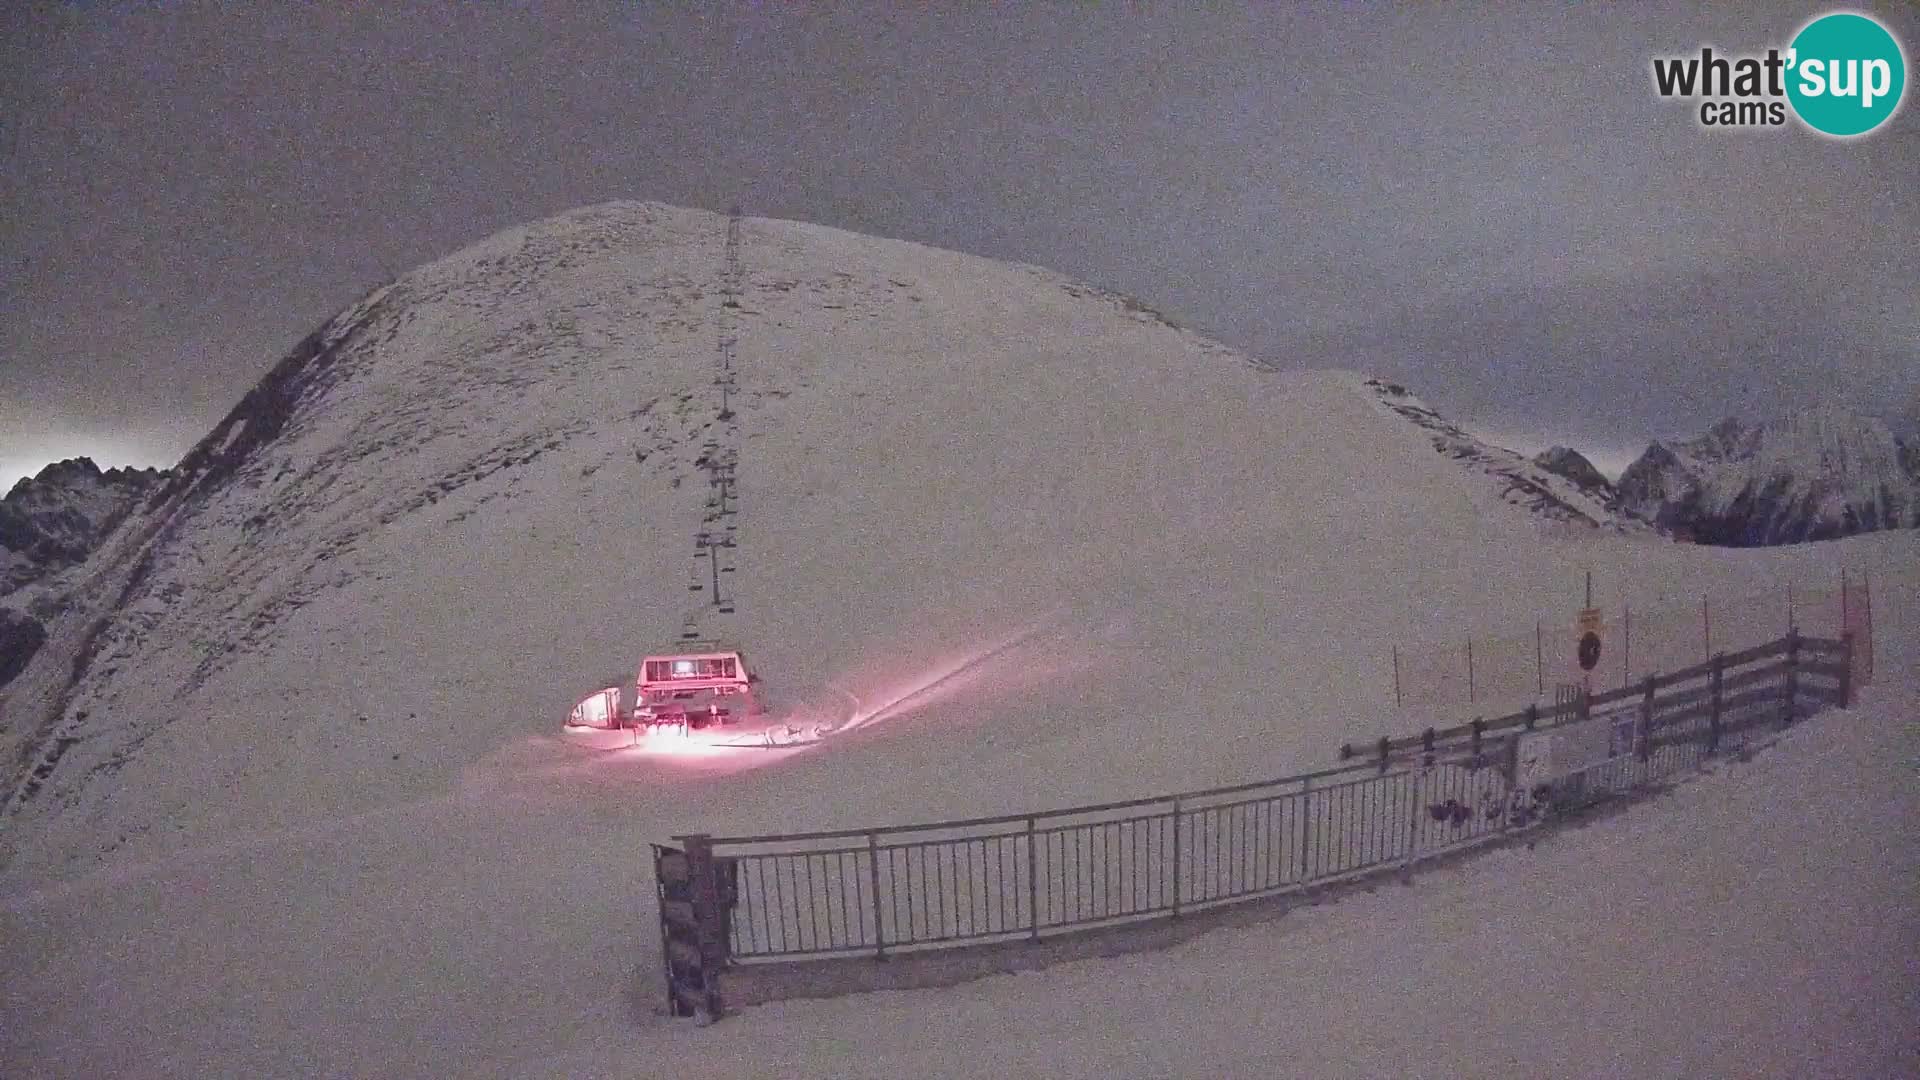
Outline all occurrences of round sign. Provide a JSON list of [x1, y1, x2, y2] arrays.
[[1577, 631, 1602, 672]]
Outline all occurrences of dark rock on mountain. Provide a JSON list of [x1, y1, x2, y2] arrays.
[[1532, 447, 1612, 494], [1, 458, 170, 595], [0, 607, 47, 690]]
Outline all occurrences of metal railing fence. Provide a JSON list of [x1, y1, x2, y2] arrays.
[[662, 631, 1852, 982]]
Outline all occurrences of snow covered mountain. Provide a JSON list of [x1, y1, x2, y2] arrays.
[[1532, 446, 1613, 493], [1362, 379, 1643, 532], [1, 201, 1913, 1077], [3, 199, 1695, 875], [0, 457, 167, 597], [1616, 408, 1920, 546]]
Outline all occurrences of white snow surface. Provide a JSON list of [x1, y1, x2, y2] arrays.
[[1, 202, 1915, 1076]]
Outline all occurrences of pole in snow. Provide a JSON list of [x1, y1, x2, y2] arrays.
[[1535, 620, 1543, 697], [1392, 646, 1402, 708], [1702, 595, 1711, 663]]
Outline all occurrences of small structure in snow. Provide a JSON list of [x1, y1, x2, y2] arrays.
[[565, 642, 762, 737]]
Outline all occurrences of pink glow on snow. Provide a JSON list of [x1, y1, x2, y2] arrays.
[[833, 614, 1091, 735]]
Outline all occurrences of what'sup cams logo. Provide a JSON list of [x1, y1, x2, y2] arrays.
[[1652, 10, 1906, 136]]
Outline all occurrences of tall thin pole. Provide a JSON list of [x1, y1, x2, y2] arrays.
[[1702, 595, 1712, 663], [1466, 638, 1475, 703], [1585, 570, 1593, 609], [1535, 620, 1543, 697]]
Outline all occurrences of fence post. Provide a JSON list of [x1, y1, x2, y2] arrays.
[[1392, 646, 1402, 709], [1637, 675, 1655, 762], [1377, 735, 1392, 775], [1622, 605, 1632, 690], [1296, 776, 1313, 884], [1401, 766, 1423, 882], [1782, 628, 1800, 727], [1500, 733, 1521, 832], [682, 834, 725, 1023], [868, 831, 887, 958], [1421, 727, 1435, 769], [1838, 631, 1854, 708], [1863, 570, 1874, 684], [1708, 652, 1724, 752], [1170, 798, 1183, 917], [1024, 817, 1041, 941]]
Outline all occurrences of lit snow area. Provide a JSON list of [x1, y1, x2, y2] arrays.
[[2, 204, 1915, 1076]]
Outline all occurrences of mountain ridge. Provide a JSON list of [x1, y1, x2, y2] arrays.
[[1616, 406, 1919, 545]]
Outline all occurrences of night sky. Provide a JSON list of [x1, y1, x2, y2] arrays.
[[4, 2, 1916, 487]]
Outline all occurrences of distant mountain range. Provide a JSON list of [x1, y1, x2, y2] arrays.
[[1504, 407, 1919, 547], [1613, 407, 1918, 546], [1362, 383, 1916, 548]]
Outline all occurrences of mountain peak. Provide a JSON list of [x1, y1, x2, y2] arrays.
[[5, 203, 1698, 880], [1, 457, 170, 599], [1531, 446, 1613, 493], [1618, 404, 1918, 545]]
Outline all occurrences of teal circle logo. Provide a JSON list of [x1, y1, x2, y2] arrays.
[[1786, 12, 1906, 137]]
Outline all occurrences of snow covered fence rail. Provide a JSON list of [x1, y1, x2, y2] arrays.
[[653, 631, 1854, 1019]]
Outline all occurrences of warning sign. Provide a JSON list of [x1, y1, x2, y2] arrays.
[[1575, 608, 1604, 672], [1578, 632, 1602, 671]]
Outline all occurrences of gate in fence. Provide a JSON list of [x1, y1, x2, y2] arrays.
[[653, 631, 1855, 1020]]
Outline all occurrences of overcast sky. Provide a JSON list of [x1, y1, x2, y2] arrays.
[[3, 2, 1916, 487]]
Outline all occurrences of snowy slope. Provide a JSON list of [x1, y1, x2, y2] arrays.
[[0, 202, 1915, 1077], [1362, 379, 1648, 534], [2, 553, 1909, 1079], [556, 669, 1920, 1080], [1, 201, 1696, 881], [1618, 407, 1920, 545]]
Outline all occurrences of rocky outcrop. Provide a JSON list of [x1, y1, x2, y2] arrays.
[[1532, 447, 1612, 494], [1, 458, 169, 595]]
